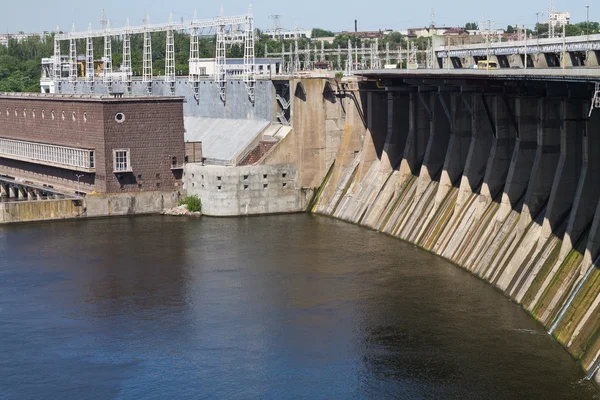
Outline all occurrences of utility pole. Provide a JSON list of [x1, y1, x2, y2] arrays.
[[486, 20, 491, 71], [524, 24, 528, 70], [561, 23, 566, 74], [76, 174, 84, 194], [586, 5, 590, 42]]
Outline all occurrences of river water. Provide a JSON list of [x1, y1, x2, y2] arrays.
[[0, 215, 598, 400]]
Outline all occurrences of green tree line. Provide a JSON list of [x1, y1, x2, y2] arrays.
[[0, 27, 426, 92]]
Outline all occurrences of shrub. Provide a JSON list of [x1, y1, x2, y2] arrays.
[[334, 71, 344, 80], [179, 195, 202, 212]]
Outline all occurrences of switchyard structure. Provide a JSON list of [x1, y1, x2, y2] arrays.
[[265, 39, 435, 73], [42, 6, 256, 104]]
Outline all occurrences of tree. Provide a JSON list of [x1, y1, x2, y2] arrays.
[[332, 34, 359, 49], [565, 24, 583, 37], [506, 25, 515, 34], [311, 28, 335, 38], [384, 31, 404, 46], [535, 23, 549, 37], [465, 22, 478, 30]]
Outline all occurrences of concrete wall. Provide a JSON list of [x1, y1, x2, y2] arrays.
[[85, 191, 180, 217], [309, 76, 600, 384], [0, 190, 180, 224], [0, 199, 84, 223], [183, 163, 310, 216], [262, 78, 366, 189], [58, 78, 276, 122]]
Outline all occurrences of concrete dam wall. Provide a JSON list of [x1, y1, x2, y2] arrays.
[[303, 77, 600, 384]]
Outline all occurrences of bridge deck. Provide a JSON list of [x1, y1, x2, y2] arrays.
[[358, 68, 600, 82]]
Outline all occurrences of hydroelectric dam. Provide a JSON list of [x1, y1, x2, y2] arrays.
[[25, 65, 600, 388], [306, 69, 600, 386]]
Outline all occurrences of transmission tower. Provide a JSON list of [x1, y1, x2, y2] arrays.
[[189, 9, 200, 88], [85, 23, 94, 90], [122, 18, 132, 94], [101, 12, 112, 88], [430, 8, 436, 29], [548, 0, 556, 38], [69, 24, 77, 83], [215, 7, 227, 103], [243, 1, 255, 103], [142, 12, 153, 87], [165, 12, 176, 95], [269, 14, 283, 39]]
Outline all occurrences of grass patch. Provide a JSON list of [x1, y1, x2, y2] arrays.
[[179, 195, 202, 212]]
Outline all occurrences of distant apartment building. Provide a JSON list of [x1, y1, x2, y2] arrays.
[[550, 11, 571, 28], [0, 32, 48, 47], [264, 29, 312, 40], [337, 30, 392, 39], [0, 94, 185, 194], [190, 58, 282, 77]]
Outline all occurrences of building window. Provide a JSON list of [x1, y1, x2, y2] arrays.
[[41, 110, 45, 119], [89, 151, 95, 168], [113, 149, 131, 172], [23, 109, 26, 118], [115, 113, 125, 123], [83, 112, 87, 122], [51, 111, 55, 120], [0, 137, 95, 170], [61, 111, 65, 121], [171, 156, 178, 168], [32, 109, 36, 119], [72, 112, 76, 121], [14, 109, 17, 117]]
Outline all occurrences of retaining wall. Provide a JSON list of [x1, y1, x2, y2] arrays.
[[0, 191, 180, 224], [183, 163, 311, 216]]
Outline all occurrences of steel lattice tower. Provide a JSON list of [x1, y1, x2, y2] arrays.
[[243, 2, 256, 103]]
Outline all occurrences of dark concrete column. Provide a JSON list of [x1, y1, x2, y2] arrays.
[[381, 92, 409, 170], [579, 107, 600, 270], [17, 186, 27, 199], [8, 185, 17, 198], [519, 98, 562, 231], [480, 96, 517, 203], [497, 96, 539, 221], [456, 94, 495, 208], [564, 105, 600, 260], [435, 93, 472, 205], [542, 100, 585, 241], [415, 93, 451, 197], [27, 188, 36, 201], [399, 92, 431, 183], [0, 183, 7, 197]]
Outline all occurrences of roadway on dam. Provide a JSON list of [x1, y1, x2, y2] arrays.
[[0, 215, 598, 399]]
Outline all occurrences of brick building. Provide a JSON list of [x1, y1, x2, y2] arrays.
[[0, 93, 185, 194]]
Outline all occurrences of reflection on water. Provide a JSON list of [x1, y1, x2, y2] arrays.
[[0, 215, 597, 400]]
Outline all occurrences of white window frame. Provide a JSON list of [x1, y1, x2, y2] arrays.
[[0, 137, 95, 172], [113, 149, 132, 172]]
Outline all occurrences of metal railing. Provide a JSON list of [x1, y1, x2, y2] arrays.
[[0, 137, 95, 171]]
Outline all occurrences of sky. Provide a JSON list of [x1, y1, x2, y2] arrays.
[[1, 0, 598, 34]]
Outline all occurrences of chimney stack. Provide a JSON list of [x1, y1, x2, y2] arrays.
[[355, 19, 358, 33]]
